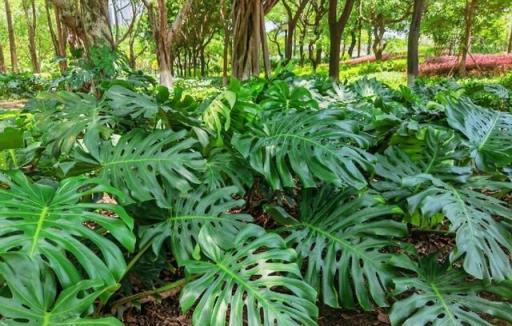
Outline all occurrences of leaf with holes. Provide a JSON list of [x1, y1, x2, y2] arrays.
[[0, 253, 123, 325], [232, 109, 373, 190], [72, 129, 205, 206], [180, 225, 318, 326], [0, 171, 135, 290], [446, 97, 512, 170], [390, 255, 512, 326], [139, 186, 252, 265], [267, 187, 406, 310]]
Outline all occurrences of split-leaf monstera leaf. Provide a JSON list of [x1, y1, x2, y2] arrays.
[[390, 255, 512, 326], [446, 97, 512, 171], [267, 187, 407, 310], [180, 225, 319, 326], [72, 129, 205, 206], [0, 171, 135, 289], [139, 186, 252, 265], [232, 109, 373, 190], [0, 253, 123, 325]]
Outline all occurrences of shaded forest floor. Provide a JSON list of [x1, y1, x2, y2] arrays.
[[121, 232, 456, 326]]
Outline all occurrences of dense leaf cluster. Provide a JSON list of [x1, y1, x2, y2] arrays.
[[0, 72, 511, 325]]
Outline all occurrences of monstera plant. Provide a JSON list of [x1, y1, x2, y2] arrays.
[[1, 73, 511, 326]]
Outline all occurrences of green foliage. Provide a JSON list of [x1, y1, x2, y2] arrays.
[[1, 73, 512, 325], [71, 129, 205, 206], [267, 187, 406, 310], [0, 254, 123, 325], [390, 255, 512, 326], [139, 186, 251, 265], [232, 109, 373, 190], [446, 97, 512, 171], [180, 225, 318, 326], [0, 172, 135, 289]]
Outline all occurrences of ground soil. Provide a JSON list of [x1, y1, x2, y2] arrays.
[[0, 100, 27, 110]]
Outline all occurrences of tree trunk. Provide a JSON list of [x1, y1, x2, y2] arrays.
[[50, 0, 112, 54], [372, 16, 386, 61], [22, 0, 40, 73], [53, 2, 68, 72], [348, 29, 357, 58], [143, 0, 194, 87], [407, 0, 425, 87], [356, 0, 362, 57], [221, 0, 230, 85], [328, 0, 356, 80], [232, 0, 264, 80], [507, 23, 512, 53], [458, 0, 477, 76], [0, 43, 5, 73], [45, 0, 67, 73], [4, 0, 18, 72], [367, 27, 372, 55], [283, 0, 310, 62], [315, 46, 322, 67]]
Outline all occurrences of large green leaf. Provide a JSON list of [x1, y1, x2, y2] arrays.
[[374, 128, 471, 200], [30, 92, 115, 157], [103, 85, 159, 119], [73, 129, 205, 206], [0, 254, 123, 326], [408, 178, 512, 281], [232, 109, 373, 190], [446, 97, 512, 170], [180, 225, 318, 326], [139, 186, 252, 265], [375, 134, 512, 280], [268, 187, 406, 310], [261, 80, 319, 112], [0, 172, 135, 288], [201, 148, 253, 193], [389, 255, 512, 326]]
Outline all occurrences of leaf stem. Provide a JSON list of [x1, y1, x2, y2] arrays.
[[410, 227, 455, 236], [124, 241, 154, 277], [111, 276, 196, 309]]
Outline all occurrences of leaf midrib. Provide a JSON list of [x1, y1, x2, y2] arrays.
[[30, 206, 49, 256], [215, 261, 282, 318], [477, 111, 500, 151], [102, 157, 175, 167], [302, 222, 380, 269], [267, 133, 340, 158], [430, 282, 457, 325]]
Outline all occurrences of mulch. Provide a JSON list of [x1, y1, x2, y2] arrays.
[[0, 100, 26, 110]]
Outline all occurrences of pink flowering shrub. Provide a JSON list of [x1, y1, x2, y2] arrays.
[[420, 54, 512, 75]]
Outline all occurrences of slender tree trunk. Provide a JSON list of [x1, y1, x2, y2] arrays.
[[221, 0, 230, 85], [458, 0, 477, 76], [507, 23, 512, 53], [356, 0, 362, 57], [283, 0, 310, 62], [328, 0, 356, 80], [407, 0, 425, 87], [53, 3, 68, 71], [367, 27, 372, 55], [348, 29, 357, 58], [143, 0, 193, 87], [315, 46, 322, 67], [4, 0, 18, 72], [0, 43, 5, 73], [45, 0, 67, 73], [372, 16, 386, 61], [23, 0, 40, 73]]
